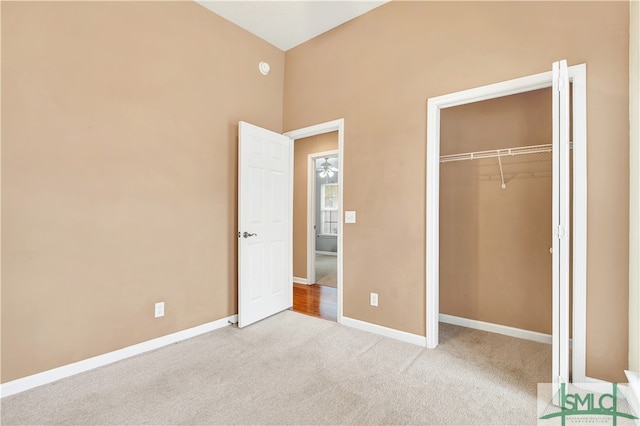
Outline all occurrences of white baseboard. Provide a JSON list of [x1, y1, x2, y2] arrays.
[[0, 314, 238, 398], [293, 276, 309, 284], [439, 313, 552, 344], [315, 251, 337, 256], [341, 316, 427, 347]]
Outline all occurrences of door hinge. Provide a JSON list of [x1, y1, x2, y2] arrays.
[[557, 77, 565, 92], [554, 225, 565, 239]]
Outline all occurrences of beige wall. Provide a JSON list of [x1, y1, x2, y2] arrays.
[[292, 133, 338, 279], [440, 89, 552, 334], [283, 1, 629, 382], [1, 1, 284, 383]]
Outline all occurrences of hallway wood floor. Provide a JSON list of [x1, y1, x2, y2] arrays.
[[292, 283, 337, 322]]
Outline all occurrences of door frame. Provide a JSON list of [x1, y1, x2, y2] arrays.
[[307, 150, 339, 285], [284, 119, 345, 323], [425, 64, 588, 382]]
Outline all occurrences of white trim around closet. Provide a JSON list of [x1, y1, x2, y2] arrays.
[[628, 0, 640, 378], [426, 64, 589, 382]]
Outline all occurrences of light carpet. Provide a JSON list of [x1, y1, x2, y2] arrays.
[[1, 311, 550, 425], [315, 253, 337, 287]]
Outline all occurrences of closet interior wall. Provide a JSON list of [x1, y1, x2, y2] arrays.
[[439, 87, 562, 335]]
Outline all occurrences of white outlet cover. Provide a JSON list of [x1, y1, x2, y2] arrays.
[[155, 302, 165, 318], [370, 292, 378, 307]]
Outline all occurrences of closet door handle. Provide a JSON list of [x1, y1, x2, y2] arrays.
[[242, 232, 257, 238]]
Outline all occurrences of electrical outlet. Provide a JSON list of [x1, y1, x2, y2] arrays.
[[154, 302, 164, 318], [370, 292, 378, 307]]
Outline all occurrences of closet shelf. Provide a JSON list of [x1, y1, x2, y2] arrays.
[[439, 144, 552, 163]]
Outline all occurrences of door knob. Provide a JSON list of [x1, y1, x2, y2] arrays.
[[242, 232, 257, 238]]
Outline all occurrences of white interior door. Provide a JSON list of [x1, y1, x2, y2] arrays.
[[238, 121, 293, 328], [552, 59, 571, 386]]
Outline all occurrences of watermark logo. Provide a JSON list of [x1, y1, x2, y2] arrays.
[[538, 382, 639, 425]]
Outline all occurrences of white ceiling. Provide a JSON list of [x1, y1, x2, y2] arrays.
[[195, 1, 389, 51]]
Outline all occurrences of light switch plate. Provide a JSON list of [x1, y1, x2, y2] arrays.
[[345, 211, 356, 224]]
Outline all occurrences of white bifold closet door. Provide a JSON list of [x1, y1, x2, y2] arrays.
[[552, 59, 570, 387]]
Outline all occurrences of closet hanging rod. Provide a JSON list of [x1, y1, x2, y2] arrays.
[[440, 144, 553, 163]]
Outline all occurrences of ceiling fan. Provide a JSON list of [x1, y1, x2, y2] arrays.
[[318, 157, 338, 178]]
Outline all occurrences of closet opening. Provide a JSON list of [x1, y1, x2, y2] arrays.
[[438, 88, 557, 376]]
